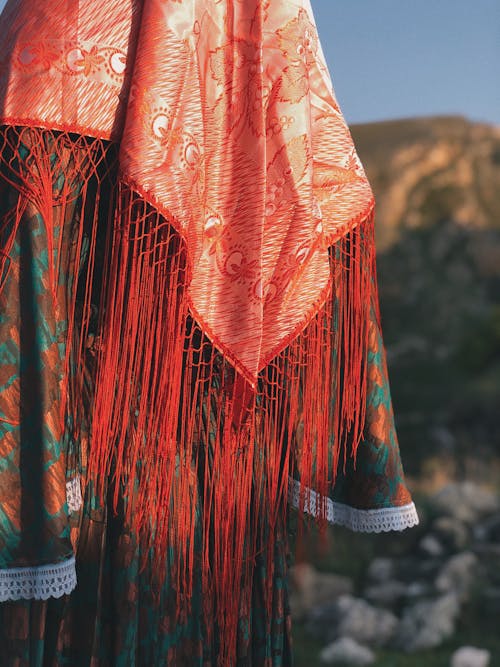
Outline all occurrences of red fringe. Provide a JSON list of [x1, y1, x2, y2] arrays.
[[0, 125, 378, 665]]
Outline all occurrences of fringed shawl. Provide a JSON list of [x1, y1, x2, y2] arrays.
[[0, 0, 381, 660]]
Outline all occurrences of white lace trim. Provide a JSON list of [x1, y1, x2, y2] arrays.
[[66, 475, 83, 513], [288, 477, 419, 532], [0, 556, 77, 601]]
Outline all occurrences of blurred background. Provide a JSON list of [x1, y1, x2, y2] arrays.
[[292, 2, 500, 666]]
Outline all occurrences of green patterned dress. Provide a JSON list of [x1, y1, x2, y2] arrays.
[[0, 130, 418, 666]]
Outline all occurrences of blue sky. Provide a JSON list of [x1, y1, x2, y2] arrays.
[[311, 0, 499, 126], [0, 1, 497, 126]]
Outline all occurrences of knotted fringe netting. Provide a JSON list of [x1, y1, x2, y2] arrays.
[[0, 125, 378, 664]]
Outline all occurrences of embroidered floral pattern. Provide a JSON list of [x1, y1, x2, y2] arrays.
[[0, 0, 375, 380], [13, 40, 128, 87], [276, 8, 319, 103], [210, 39, 267, 136], [73, 46, 105, 77], [17, 41, 60, 70]]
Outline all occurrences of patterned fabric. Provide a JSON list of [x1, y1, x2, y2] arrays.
[[0, 136, 84, 574], [0, 4, 391, 640], [0, 133, 416, 664], [288, 277, 418, 529], [0, 0, 419, 663], [0, 497, 293, 667], [0, 0, 374, 381], [0, 152, 295, 664], [330, 288, 416, 513]]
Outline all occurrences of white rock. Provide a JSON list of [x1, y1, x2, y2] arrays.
[[451, 646, 491, 667], [431, 482, 499, 524], [395, 593, 461, 652], [435, 551, 478, 599], [306, 594, 398, 647], [290, 563, 353, 618], [320, 637, 375, 665], [364, 580, 407, 608], [335, 595, 398, 647], [419, 534, 445, 557]]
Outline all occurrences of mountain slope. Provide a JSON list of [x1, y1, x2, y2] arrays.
[[351, 116, 500, 250], [350, 117, 500, 475]]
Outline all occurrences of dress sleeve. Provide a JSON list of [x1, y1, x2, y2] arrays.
[[288, 274, 420, 532]]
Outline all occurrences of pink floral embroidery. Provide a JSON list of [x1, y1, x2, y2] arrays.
[[18, 42, 60, 70], [276, 8, 319, 103], [210, 40, 267, 136], [75, 46, 105, 77]]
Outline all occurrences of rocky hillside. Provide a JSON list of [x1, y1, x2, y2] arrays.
[[351, 116, 500, 250], [350, 117, 500, 476]]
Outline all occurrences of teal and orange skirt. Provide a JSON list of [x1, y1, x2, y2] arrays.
[[0, 129, 418, 666]]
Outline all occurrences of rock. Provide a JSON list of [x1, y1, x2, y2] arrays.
[[395, 593, 461, 652], [290, 563, 353, 619], [366, 557, 395, 584], [306, 595, 398, 647], [430, 482, 499, 524], [320, 637, 375, 665], [364, 580, 407, 608], [419, 534, 445, 557], [435, 551, 479, 599], [451, 646, 491, 667], [335, 595, 398, 647], [432, 516, 470, 551]]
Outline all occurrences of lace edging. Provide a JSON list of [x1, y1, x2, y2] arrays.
[[66, 475, 83, 513], [0, 556, 77, 602], [288, 478, 420, 532]]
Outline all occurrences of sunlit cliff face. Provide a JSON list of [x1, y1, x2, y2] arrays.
[[351, 116, 500, 250]]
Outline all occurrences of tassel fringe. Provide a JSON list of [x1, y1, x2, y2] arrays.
[[0, 125, 377, 665]]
